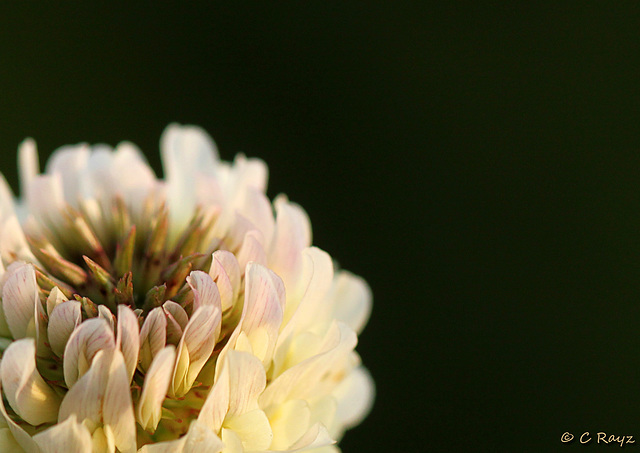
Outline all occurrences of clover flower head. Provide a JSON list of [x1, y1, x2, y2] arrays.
[[0, 124, 373, 453]]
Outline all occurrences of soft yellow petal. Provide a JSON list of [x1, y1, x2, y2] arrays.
[[0, 338, 61, 425], [137, 346, 176, 432]]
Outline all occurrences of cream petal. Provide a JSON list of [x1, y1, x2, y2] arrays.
[[46, 286, 69, 317], [286, 423, 334, 452], [2, 262, 38, 339], [103, 350, 136, 453], [0, 379, 38, 453], [170, 305, 221, 397], [33, 414, 93, 453], [138, 421, 223, 453], [64, 318, 115, 387], [0, 338, 61, 425], [48, 300, 82, 357], [260, 323, 356, 409], [182, 421, 224, 453], [198, 356, 230, 432], [226, 350, 266, 417], [116, 304, 140, 383], [224, 409, 273, 451], [187, 271, 222, 311], [329, 272, 372, 336], [332, 366, 375, 431], [221, 428, 243, 453], [98, 305, 115, 330], [137, 346, 176, 432], [266, 399, 311, 450], [138, 307, 167, 372]]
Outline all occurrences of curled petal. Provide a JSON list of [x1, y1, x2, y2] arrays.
[[163, 301, 188, 330], [332, 366, 375, 431], [329, 271, 372, 335], [139, 307, 167, 372], [64, 317, 115, 387], [236, 230, 267, 271], [138, 420, 223, 453], [48, 300, 82, 357], [209, 251, 240, 312], [0, 338, 61, 425], [187, 270, 221, 311], [2, 262, 38, 339]]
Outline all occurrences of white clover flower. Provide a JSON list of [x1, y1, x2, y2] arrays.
[[0, 124, 373, 453]]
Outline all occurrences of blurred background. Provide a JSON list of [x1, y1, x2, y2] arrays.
[[2, 2, 640, 451]]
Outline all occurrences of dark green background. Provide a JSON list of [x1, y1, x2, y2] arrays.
[[2, 2, 640, 452]]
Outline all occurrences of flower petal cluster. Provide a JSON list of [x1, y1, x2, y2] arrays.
[[0, 125, 373, 452]]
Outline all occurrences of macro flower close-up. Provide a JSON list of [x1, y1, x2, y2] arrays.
[[0, 124, 373, 452]]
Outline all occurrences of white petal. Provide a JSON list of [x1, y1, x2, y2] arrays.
[[138, 421, 223, 453], [137, 346, 176, 432], [0, 339, 61, 425], [64, 318, 115, 387], [33, 414, 93, 453], [48, 300, 81, 357], [116, 304, 140, 383], [2, 263, 38, 339]]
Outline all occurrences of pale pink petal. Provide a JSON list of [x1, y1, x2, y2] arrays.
[[236, 230, 267, 271], [170, 305, 221, 397], [187, 271, 222, 311]]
